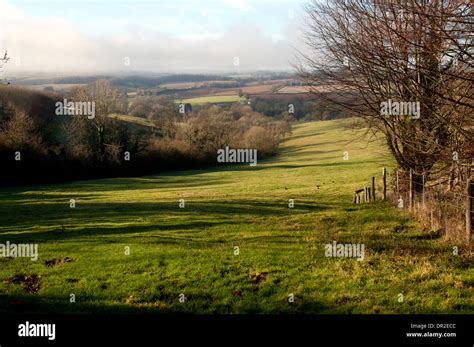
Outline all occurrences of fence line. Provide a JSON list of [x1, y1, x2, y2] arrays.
[[353, 166, 473, 243], [393, 167, 473, 243]]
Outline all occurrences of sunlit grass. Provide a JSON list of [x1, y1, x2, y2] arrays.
[[0, 119, 472, 314]]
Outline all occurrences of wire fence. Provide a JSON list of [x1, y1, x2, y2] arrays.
[[352, 165, 473, 243], [388, 166, 473, 243]]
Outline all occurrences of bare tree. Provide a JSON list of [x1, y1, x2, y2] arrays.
[[69, 80, 127, 162], [299, 0, 473, 183]]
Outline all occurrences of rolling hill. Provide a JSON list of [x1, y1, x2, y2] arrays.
[[0, 119, 471, 314]]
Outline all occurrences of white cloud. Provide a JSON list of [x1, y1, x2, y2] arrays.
[[219, 0, 256, 12], [0, 0, 306, 74]]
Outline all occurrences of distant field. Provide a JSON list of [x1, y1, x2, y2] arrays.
[[27, 83, 86, 91], [245, 79, 291, 86], [160, 80, 232, 89], [278, 85, 352, 94], [123, 79, 304, 101], [278, 86, 312, 94], [175, 95, 245, 105], [211, 89, 240, 96], [177, 84, 284, 98], [242, 84, 276, 94], [161, 82, 205, 89], [108, 114, 156, 128], [249, 93, 318, 102], [213, 81, 289, 96], [170, 80, 291, 99]]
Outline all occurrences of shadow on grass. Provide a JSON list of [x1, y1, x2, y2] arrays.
[[281, 131, 325, 142], [0, 193, 99, 204], [0, 290, 462, 315], [0, 293, 350, 315], [0, 199, 331, 243], [213, 160, 369, 173], [0, 172, 236, 197], [0, 221, 233, 244]]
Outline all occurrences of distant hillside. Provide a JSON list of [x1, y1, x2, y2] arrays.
[[12, 74, 236, 89]]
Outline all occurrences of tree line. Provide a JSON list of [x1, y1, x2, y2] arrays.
[[0, 81, 290, 185], [300, 0, 473, 188]]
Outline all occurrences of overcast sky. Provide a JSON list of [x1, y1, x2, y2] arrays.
[[0, 0, 310, 74]]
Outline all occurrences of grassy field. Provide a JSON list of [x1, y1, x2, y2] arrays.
[[108, 113, 157, 128], [0, 119, 472, 314], [175, 95, 245, 105]]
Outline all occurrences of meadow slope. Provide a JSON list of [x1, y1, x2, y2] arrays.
[[0, 119, 472, 314]]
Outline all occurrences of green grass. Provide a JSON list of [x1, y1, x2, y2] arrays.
[[108, 113, 156, 128], [0, 119, 472, 314], [175, 95, 245, 105]]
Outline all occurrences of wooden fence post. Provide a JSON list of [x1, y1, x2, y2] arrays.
[[466, 178, 472, 242], [430, 210, 433, 229], [372, 176, 376, 202], [409, 169, 413, 211], [396, 169, 399, 195], [382, 168, 387, 201], [422, 172, 426, 208]]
